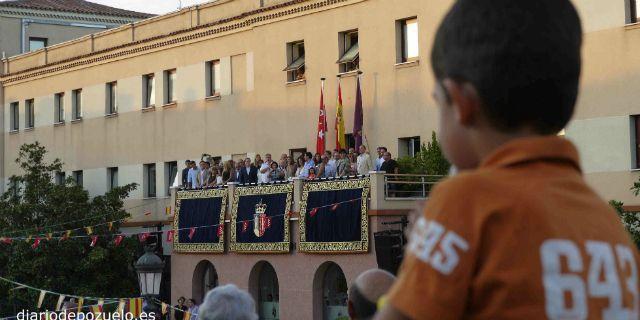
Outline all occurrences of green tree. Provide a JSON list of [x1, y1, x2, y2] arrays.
[[397, 131, 451, 175], [0, 143, 140, 315]]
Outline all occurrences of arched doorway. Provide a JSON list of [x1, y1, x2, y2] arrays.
[[192, 260, 218, 303], [313, 262, 348, 320], [249, 261, 280, 320]]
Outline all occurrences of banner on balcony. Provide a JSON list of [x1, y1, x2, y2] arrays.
[[299, 178, 370, 253], [230, 183, 293, 253], [173, 188, 227, 253]]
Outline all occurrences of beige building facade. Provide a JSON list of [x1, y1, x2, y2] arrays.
[[2, 0, 640, 319]]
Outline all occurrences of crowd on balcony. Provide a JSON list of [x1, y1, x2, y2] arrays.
[[180, 145, 399, 189]]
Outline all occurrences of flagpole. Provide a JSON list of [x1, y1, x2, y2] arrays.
[[321, 77, 326, 153]]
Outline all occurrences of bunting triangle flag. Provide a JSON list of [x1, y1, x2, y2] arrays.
[[90, 235, 98, 247], [144, 210, 152, 216], [242, 221, 249, 233], [161, 302, 168, 315], [165, 206, 172, 215], [37, 290, 46, 308], [139, 232, 150, 243], [46, 233, 53, 241], [85, 227, 93, 235], [31, 237, 41, 249], [128, 298, 143, 318], [108, 222, 114, 231], [56, 295, 66, 311], [188, 227, 196, 240], [0, 237, 11, 244], [309, 207, 319, 217], [77, 298, 84, 312], [331, 203, 340, 211], [25, 235, 32, 243], [90, 305, 102, 318], [217, 225, 224, 237], [166, 230, 174, 242], [117, 299, 126, 316], [114, 235, 124, 247]]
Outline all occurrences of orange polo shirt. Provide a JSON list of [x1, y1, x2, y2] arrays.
[[387, 136, 640, 319]]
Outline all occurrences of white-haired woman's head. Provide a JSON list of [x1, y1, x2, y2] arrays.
[[198, 284, 258, 320]]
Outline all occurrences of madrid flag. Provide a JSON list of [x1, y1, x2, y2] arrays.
[[316, 79, 328, 154]]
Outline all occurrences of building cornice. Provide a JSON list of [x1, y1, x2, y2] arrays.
[[0, 7, 142, 25], [0, 0, 354, 85]]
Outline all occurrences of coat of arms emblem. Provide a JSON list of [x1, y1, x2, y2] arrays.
[[253, 200, 268, 237]]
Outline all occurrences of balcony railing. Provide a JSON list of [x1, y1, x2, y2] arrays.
[[383, 174, 444, 200]]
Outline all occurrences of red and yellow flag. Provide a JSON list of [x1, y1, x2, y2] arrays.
[[128, 298, 143, 318]]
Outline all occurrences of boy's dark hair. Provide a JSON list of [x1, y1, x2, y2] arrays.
[[431, 0, 582, 134]]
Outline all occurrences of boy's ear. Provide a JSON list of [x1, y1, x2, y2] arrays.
[[442, 79, 481, 127]]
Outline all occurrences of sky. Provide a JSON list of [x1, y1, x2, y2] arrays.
[[88, 0, 214, 15]]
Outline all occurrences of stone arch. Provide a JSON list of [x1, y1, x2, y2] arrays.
[[313, 261, 349, 320], [191, 260, 218, 304], [248, 260, 280, 320]]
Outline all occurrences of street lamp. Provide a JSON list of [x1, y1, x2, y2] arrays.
[[135, 245, 165, 316]]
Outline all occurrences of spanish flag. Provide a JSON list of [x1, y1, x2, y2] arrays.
[[128, 298, 143, 318], [335, 80, 346, 149]]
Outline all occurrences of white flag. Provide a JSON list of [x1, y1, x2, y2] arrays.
[[56, 295, 66, 311], [37, 290, 46, 309]]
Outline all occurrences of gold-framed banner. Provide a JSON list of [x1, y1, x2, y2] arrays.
[[173, 188, 227, 253], [299, 178, 370, 253], [230, 183, 293, 253]]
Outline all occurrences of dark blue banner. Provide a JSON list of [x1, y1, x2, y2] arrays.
[[174, 188, 227, 253], [230, 183, 293, 253], [299, 178, 370, 253]]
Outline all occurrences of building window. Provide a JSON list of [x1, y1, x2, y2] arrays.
[[108, 167, 118, 190], [206, 60, 221, 97], [337, 30, 359, 73], [28, 37, 47, 51], [628, 0, 639, 23], [289, 148, 307, 161], [398, 136, 421, 158], [397, 18, 419, 63], [55, 172, 66, 186], [164, 69, 176, 104], [165, 161, 178, 196], [106, 82, 117, 115], [54, 93, 64, 124], [145, 163, 156, 198], [284, 41, 305, 82], [25, 99, 34, 129], [72, 89, 82, 120], [143, 74, 155, 108], [10, 102, 19, 132], [632, 115, 640, 169], [72, 170, 83, 187]]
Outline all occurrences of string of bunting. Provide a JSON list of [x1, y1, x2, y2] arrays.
[[0, 198, 362, 249], [0, 275, 146, 320], [0, 199, 175, 238]]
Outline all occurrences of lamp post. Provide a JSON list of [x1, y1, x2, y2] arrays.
[[135, 245, 165, 316]]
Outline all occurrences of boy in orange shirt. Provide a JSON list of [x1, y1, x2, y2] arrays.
[[375, 0, 640, 319]]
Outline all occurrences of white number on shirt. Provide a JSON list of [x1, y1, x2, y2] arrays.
[[408, 217, 469, 275], [540, 239, 639, 320]]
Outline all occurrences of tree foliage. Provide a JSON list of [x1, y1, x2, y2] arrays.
[[0, 143, 140, 315], [397, 131, 451, 176]]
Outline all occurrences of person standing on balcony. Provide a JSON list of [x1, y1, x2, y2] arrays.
[[376, 147, 387, 171], [187, 161, 200, 189], [259, 153, 274, 183], [357, 145, 372, 175], [299, 152, 316, 178], [239, 158, 258, 184], [336, 149, 350, 177], [181, 160, 191, 188], [380, 152, 398, 174]]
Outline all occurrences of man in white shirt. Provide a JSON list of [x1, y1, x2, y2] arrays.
[[375, 146, 387, 171], [356, 145, 372, 175], [328, 150, 338, 169], [259, 153, 273, 183], [187, 161, 201, 189]]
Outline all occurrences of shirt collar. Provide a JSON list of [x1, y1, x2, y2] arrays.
[[480, 136, 581, 172]]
